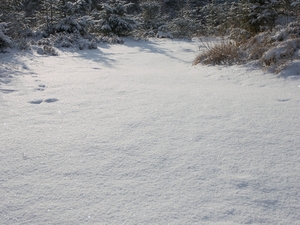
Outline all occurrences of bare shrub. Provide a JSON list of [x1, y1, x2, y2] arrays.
[[193, 40, 241, 65]]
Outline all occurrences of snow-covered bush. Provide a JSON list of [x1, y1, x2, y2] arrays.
[[56, 16, 94, 35], [54, 32, 98, 49], [261, 39, 300, 66], [97, 0, 138, 36], [37, 37, 54, 47], [233, 21, 300, 72], [97, 33, 125, 44], [157, 25, 173, 38], [0, 22, 12, 50], [37, 45, 58, 56], [168, 17, 198, 38], [36, 32, 98, 50], [35, 36, 58, 55], [131, 29, 156, 39]]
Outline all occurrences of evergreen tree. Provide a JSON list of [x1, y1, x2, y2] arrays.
[[22, 0, 44, 17], [248, 0, 280, 32], [0, 0, 30, 40], [200, 0, 230, 35], [168, 0, 199, 37], [97, 0, 138, 35], [57, 0, 71, 18], [35, 0, 60, 34], [75, 0, 93, 15], [229, 0, 280, 33], [56, 15, 94, 35], [0, 0, 23, 15], [0, 22, 12, 49], [140, 1, 161, 29]]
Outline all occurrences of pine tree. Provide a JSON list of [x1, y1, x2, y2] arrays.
[[75, 0, 93, 15], [56, 15, 94, 35], [57, 0, 70, 18], [248, 0, 280, 32], [140, 1, 161, 29], [229, 0, 280, 33], [97, 0, 138, 35], [0, 0, 30, 40], [0, 22, 12, 49], [35, 0, 60, 34], [200, 0, 231, 35], [22, 0, 44, 17], [0, 0, 23, 15], [168, 0, 199, 37]]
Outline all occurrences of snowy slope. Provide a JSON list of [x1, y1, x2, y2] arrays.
[[1, 38, 300, 225]]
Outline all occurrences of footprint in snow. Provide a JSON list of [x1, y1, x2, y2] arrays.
[[0, 89, 16, 94], [277, 98, 291, 102], [34, 84, 47, 91], [44, 98, 59, 103], [29, 99, 43, 104], [28, 98, 59, 104]]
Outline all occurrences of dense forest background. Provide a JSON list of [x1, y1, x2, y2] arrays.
[[1, 0, 300, 69]]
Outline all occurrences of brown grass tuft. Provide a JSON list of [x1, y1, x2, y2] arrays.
[[193, 40, 241, 65]]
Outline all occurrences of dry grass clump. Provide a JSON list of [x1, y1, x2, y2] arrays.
[[193, 40, 241, 65], [193, 22, 300, 75]]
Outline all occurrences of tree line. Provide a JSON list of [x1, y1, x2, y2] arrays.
[[1, 0, 299, 49]]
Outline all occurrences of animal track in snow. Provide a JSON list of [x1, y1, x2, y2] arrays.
[[0, 88, 16, 94], [34, 84, 47, 91], [44, 98, 59, 103], [277, 98, 291, 102], [28, 98, 59, 104], [28, 99, 43, 104]]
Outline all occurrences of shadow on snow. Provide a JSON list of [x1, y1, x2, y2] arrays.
[[68, 45, 117, 68], [124, 38, 194, 64], [0, 51, 33, 93]]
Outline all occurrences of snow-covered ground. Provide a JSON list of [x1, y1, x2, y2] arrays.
[[1, 38, 300, 224]]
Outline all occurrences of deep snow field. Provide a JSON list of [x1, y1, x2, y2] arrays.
[[1, 38, 300, 224]]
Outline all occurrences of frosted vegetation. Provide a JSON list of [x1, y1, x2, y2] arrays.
[[1, 0, 300, 73]]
